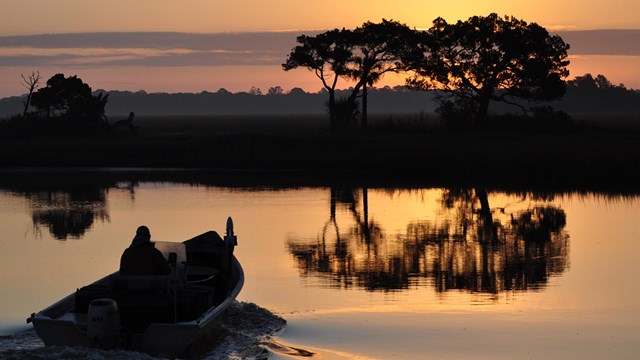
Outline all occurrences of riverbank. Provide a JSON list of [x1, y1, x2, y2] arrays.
[[1, 114, 639, 192]]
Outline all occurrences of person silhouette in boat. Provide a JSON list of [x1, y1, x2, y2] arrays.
[[119, 226, 171, 276]]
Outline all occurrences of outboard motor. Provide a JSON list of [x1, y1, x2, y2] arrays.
[[224, 217, 238, 273], [87, 298, 121, 348]]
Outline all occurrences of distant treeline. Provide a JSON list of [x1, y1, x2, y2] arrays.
[[0, 86, 437, 117], [0, 74, 638, 118]]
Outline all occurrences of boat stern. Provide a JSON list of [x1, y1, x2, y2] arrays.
[[30, 313, 90, 347]]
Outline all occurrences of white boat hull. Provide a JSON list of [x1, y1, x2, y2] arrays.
[[29, 227, 244, 357]]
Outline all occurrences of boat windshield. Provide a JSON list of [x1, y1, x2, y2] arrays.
[[154, 241, 187, 263]]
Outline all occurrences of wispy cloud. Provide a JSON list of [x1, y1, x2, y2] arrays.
[[544, 25, 579, 31], [0, 30, 638, 69], [557, 30, 640, 56], [0, 32, 307, 68]]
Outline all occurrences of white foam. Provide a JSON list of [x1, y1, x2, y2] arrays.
[[202, 301, 287, 359]]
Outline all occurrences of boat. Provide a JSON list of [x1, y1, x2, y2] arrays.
[[27, 217, 244, 357]]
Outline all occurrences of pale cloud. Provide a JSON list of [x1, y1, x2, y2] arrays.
[[0, 32, 299, 68], [558, 30, 640, 56], [544, 25, 579, 31], [1, 30, 638, 69]]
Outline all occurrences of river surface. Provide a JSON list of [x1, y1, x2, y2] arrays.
[[0, 177, 639, 359]]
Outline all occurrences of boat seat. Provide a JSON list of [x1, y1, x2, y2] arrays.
[[111, 274, 171, 294], [107, 274, 174, 329]]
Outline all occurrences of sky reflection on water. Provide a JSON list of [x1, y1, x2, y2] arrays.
[[1, 179, 639, 358]]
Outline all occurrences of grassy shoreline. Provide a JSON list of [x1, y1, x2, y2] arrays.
[[1, 114, 639, 192]]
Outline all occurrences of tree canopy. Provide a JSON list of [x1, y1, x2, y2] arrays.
[[31, 73, 108, 123], [283, 20, 412, 127], [283, 29, 353, 127], [284, 15, 570, 129], [404, 13, 570, 125], [345, 19, 413, 125]]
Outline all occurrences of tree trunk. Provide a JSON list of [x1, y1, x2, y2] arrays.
[[475, 188, 498, 243], [22, 93, 32, 118], [328, 90, 336, 130], [361, 82, 368, 127], [476, 95, 491, 127], [347, 82, 361, 105], [362, 188, 370, 243]]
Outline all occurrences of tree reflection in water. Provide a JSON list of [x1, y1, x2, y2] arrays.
[[27, 187, 109, 239], [19, 181, 138, 240], [287, 188, 569, 295]]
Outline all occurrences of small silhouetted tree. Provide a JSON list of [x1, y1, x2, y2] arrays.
[[32, 74, 87, 118], [30, 74, 109, 134], [283, 29, 354, 128], [21, 71, 41, 118], [31, 74, 108, 123], [594, 74, 613, 89], [569, 73, 625, 91], [565, 73, 639, 113], [289, 87, 307, 95], [405, 14, 570, 126], [267, 86, 284, 95], [569, 73, 598, 92], [248, 86, 263, 95]]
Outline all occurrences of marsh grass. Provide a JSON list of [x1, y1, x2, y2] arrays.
[[1, 113, 639, 190], [0, 114, 110, 138]]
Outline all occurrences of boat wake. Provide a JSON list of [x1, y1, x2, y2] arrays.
[[199, 301, 287, 359], [0, 301, 286, 360]]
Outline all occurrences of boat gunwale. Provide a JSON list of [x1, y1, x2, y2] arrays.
[[194, 256, 244, 328], [30, 255, 242, 325], [28, 236, 244, 357]]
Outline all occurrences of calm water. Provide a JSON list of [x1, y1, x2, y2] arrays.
[[1, 179, 639, 359]]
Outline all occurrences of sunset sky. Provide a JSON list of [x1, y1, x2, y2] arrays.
[[1, 1, 639, 97]]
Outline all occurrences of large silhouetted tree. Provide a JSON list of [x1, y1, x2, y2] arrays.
[[284, 21, 413, 128], [283, 29, 353, 128], [345, 19, 413, 126], [405, 14, 570, 126]]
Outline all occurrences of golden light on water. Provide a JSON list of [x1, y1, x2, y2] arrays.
[[2, 183, 640, 358]]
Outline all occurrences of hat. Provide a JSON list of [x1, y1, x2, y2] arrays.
[[136, 226, 151, 237], [131, 226, 152, 246]]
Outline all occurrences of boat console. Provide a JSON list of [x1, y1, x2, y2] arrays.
[[74, 236, 230, 331]]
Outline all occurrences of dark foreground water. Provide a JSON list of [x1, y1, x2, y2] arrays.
[[1, 177, 639, 359]]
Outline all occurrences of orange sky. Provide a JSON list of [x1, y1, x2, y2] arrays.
[[2, 1, 640, 34], [1, 1, 639, 96]]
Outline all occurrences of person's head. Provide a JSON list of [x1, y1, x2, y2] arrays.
[[136, 225, 151, 238], [132, 225, 151, 245]]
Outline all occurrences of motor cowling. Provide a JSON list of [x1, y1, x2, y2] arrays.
[[87, 298, 121, 348]]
